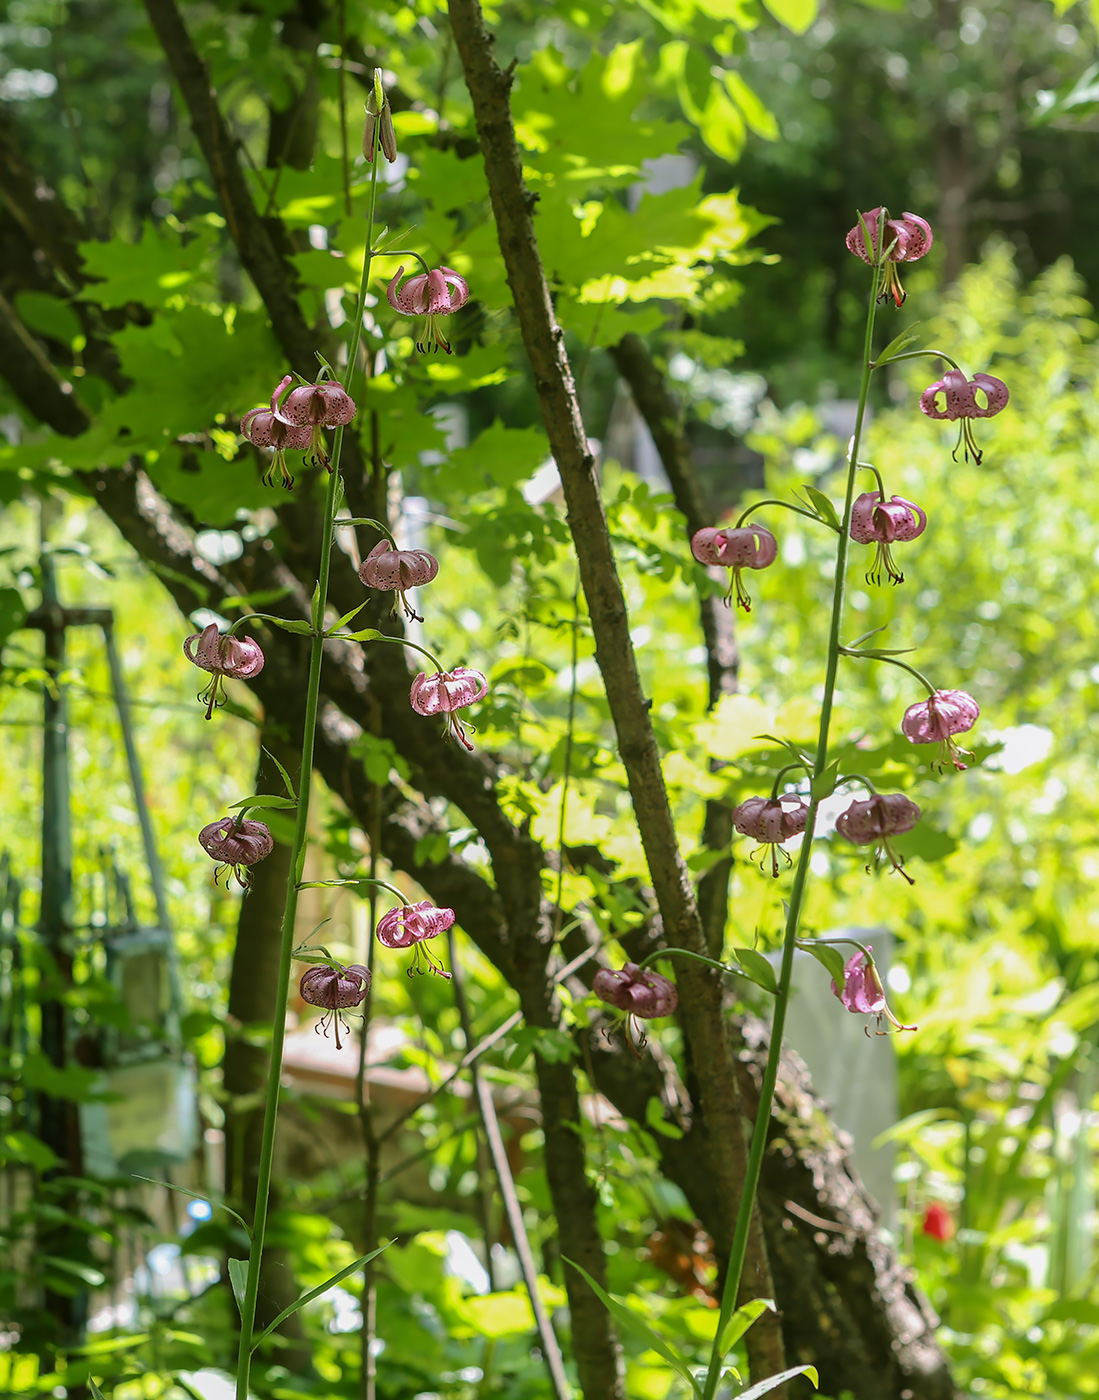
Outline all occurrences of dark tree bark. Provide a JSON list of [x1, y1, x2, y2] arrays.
[[444, 2, 784, 1383]]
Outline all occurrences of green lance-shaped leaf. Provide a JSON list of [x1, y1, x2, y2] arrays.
[[268, 617, 315, 636], [716, 1296, 776, 1359], [733, 948, 778, 995], [798, 486, 842, 533], [310, 582, 323, 632], [326, 600, 370, 634], [130, 1175, 253, 1240], [341, 627, 384, 643], [88, 1381, 107, 1400], [263, 747, 298, 800], [873, 322, 923, 367], [564, 1260, 705, 1398], [810, 759, 841, 802], [251, 1245, 391, 1350], [799, 941, 847, 989], [228, 794, 298, 811], [227, 1256, 250, 1317], [736, 1363, 819, 1398]]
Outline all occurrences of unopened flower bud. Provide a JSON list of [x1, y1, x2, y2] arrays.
[[363, 70, 397, 163]]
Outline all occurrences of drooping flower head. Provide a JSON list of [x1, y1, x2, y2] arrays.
[[358, 540, 439, 622], [922, 1203, 955, 1242], [836, 792, 921, 884], [409, 667, 488, 751], [849, 492, 926, 586], [731, 795, 810, 878], [593, 962, 679, 1055], [690, 524, 778, 612], [183, 623, 265, 719], [386, 265, 470, 354], [901, 689, 980, 772], [198, 816, 274, 888], [919, 370, 1009, 465], [375, 900, 456, 978], [299, 961, 371, 1050], [271, 373, 357, 470], [240, 394, 312, 489], [830, 948, 915, 1035], [846, 207, 933, 306]]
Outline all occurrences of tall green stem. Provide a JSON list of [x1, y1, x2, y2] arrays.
[[701, 260, 884, 1400], [233, 137, 383, 1400]]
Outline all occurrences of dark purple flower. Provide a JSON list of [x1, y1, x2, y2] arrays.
[[919, 370, 1009, 464], [690, 524, 778, 612], [409, 667, 488, 751], [849, 492, 926, 585], [901, 689, 980, 772], [198, 816, 274, 888], [183, 622, 265, 718], [299, 962, 371, 1050], [593, 962, 678, 1055], [836, 792, 921, 883], [387, 266, 470, 354], [732, 795, 810, 877], [830, 948, 915, 1035], [376, 900, 456, 978], [593, 963, 678, 1019], [846, 207, 933, 306], [358, 540, 439, 622]]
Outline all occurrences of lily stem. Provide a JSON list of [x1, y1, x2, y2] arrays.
[[232, 122, 383, 1400], [700, 255, 885, 1400]]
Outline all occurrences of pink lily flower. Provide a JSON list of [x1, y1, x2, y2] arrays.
[[299, 962, 371, 1050], [409, 666, 488, 751], [198, 816, 274, 888], [358, 541, 439, 622], [919, 370, 1009, 464], [691, 524, 778, 612], [849, 492, 926, 585], [271, 373, 357, 470], [846, 207, 933, 306], [183, 623, 265, 718], [831, 948, 915, 1035], [731, 795, 810, 877], [387, 266, 470, 354], [835, 792, 921, 884], [376, 900, 456, 978], [901, 689, 980, 772], [593, 962, 679, 1056]]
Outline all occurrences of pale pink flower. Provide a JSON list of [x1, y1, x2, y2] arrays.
[[240, 393, 312, 489], [386, 266, 470, 353], [299, 962, 371, 1050], [183, 622, 265, 718], [358, 541, 439, 622], [846, 207, 933, 306], [831, 948, 915, 1034], [731, 795, 809, 877], [919, 370, 1009, 464], [901, 689, 980, 772], [849, 492, 926, 585], [836, 792, 921, 883], [409, 667, 488, 751], [198, 816, 274, 888], [690, 524, 778, 612], [376, 900, 456, 978], [271, 374, 357, 470]]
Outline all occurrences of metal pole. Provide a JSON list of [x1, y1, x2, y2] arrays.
[[36, 525, 87, 1347], [101, 623, 171, 931]]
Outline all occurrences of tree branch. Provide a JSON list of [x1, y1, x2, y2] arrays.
[[445, 0, 784, 1383]]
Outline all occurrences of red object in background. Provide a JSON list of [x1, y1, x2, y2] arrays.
[[922, 1203, 955, 1241]]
